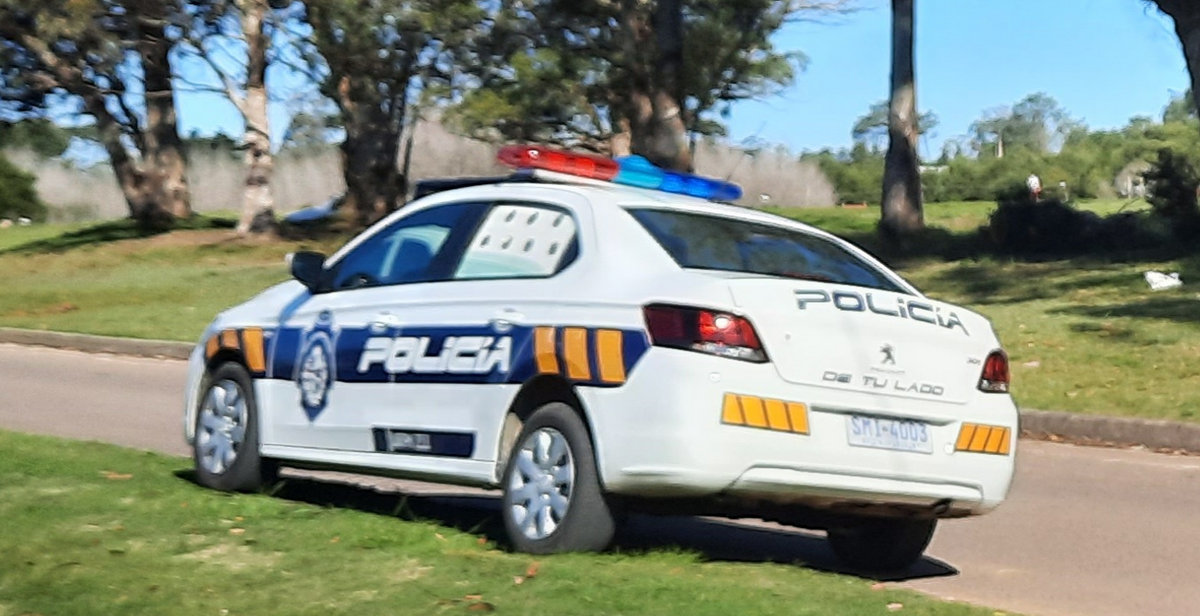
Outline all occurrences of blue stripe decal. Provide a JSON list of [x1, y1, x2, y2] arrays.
[[267, 323, 649, 388]]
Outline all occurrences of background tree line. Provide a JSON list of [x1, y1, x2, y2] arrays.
[[810, 90, 1200, 205], [2, 0, 1200, 244], [0, 0, 853, 233]]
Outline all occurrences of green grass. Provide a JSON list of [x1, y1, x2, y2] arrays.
[[0, 202, 1197, 421], [0, 218, 337, 341], [0, 430, 1002, 616]]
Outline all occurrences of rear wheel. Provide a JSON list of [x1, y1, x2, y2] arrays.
[[500, 402, 615, 554], [193, 362, 277, 492], [827, 517, 936, 573]]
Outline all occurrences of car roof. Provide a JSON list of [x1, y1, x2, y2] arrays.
[[413, 176, 836, 239]]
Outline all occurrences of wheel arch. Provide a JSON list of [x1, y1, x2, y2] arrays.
[[495, 374, 598, 484]]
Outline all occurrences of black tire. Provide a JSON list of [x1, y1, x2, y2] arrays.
[[193, 362, 278, 492], [827, 517, 937, 573], [500, 402, 616, 554]]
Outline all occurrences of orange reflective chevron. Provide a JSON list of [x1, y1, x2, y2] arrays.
[[596, 329, 625, 384], [241, 328, 267, 373], [955, 423, 1013, 455], [563, 327, 591, 380], [721, 393, 810, 436], [534, 326, 559, 374]]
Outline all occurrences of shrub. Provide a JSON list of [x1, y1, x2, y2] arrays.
[[0, 151, 47, 222], [1142, 147, 1200, 234], [986, 197, 1176, 256]]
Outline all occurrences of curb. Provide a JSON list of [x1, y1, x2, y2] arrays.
[[1020, 409, 1200, 455], [0, 327, 193, 360], [3, 328, 1199, 455]]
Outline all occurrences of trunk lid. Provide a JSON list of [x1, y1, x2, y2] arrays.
[[728, 278, 993, 405]]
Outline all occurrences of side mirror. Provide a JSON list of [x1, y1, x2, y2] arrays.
[[289, 251, 327, 292]]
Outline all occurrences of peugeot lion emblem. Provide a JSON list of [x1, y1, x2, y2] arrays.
[[880, 344, 896, 366]]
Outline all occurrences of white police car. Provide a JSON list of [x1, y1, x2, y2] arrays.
[[183, 145, 1017, 571]]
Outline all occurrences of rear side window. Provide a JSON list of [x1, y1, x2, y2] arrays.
[[627, 208, 903, 292], [453, 203, 579, 280]]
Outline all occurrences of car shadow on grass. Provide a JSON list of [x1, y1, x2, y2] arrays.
[[176, 469, 958, 583]]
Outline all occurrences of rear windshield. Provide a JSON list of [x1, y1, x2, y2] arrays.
[[627, 208, 905, 292]]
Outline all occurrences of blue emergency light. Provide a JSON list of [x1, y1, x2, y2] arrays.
[[497, 145, 743, 202]]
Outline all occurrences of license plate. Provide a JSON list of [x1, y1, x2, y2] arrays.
[[846, 415, 934, 454]]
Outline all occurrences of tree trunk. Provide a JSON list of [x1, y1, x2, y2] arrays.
[[335, 59, 411, 228], [620, 0, 691, 172], [136, 3, 192, 226], [236, 0, 277, 236], [1159, 5, 1200, 120], [880, 0, 924, 238]]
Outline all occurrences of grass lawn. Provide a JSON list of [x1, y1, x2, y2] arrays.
[[0, 200, 1196, 422], [0, 430, 1003, 616]]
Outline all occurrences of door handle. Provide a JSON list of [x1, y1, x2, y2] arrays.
[[370, 312, 403, 331], [489, 308, 524, 332]]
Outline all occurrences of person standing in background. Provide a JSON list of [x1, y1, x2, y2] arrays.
[[1027, 173, 1042, 202]]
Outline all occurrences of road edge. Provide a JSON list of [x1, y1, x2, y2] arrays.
[[0, 327, 193, 361], [4, 327, 1199, 454]]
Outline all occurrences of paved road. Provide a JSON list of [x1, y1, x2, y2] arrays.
[[3, 343, 1199, 616]]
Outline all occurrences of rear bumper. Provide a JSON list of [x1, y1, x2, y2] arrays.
[[578, 349, 1018, 517]]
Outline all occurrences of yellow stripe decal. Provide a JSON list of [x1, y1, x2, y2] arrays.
[[241, 328, 266, 374], [722, 393, 744, 425], [998, 428, 1012, 455], [969, 425, 993, 452], [596, 329, 626, 384], [787, 403, 810, 434], [765, 399, 790, 431], [563, 327, 591, 380], [220, 329, 239, 351], [956, 424, 977, 451], [984, 426, 1006, 453], [534, 327, 560, 375], [739, 395, 768, 428]]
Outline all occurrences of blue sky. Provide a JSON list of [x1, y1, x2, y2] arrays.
[[173, 0, 1192, 157], [727, 0, 1191, 156]]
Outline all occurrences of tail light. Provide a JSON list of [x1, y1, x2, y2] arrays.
[[643, 304, 767, 363], [978, 350, 1010, 393]]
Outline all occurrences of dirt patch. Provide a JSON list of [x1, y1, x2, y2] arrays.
[[391, 558, 433, 583], [7, 302, 78, 318], [178, 542, 282, 571]]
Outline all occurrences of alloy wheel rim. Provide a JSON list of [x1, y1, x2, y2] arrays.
[[508, 427, 575, 540], [196, 378, 248, 475]]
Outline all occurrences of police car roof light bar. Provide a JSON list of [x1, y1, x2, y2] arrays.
[[496, 145, 744, 202], [497, 145, 620, 181]]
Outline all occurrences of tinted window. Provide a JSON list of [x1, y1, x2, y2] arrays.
[[329, 203, 484, 291], [453, 203, 579, 280], [628, 208, 903, 292]]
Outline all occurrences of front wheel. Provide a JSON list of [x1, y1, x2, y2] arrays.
[[500, 402, 615, 554], [827, 517, 937, 573], [193, 362, 277, 492]]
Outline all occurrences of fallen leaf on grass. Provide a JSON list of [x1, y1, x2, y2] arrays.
[[466, 602, 495, 612], [464, 595, 483, 601], [887, 603, 903, 611], [525, 561, 540, 579], [330, 537, 340, 544], [435, 533, 446, 541], [477, 537, 488, 546], [229, 528, 245, 536], [102, 471, 133, 480]]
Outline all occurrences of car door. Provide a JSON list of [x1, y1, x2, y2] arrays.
[[265, 202, 488, 452], [355, 198, 589, 467]]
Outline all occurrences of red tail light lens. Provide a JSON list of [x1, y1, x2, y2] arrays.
[[644, 304, 767, 363], [978, 350, 1010, 393], [497, 145, 620, 180]]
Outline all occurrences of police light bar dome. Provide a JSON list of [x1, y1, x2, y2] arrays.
[[496, 145, 743, 202]]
